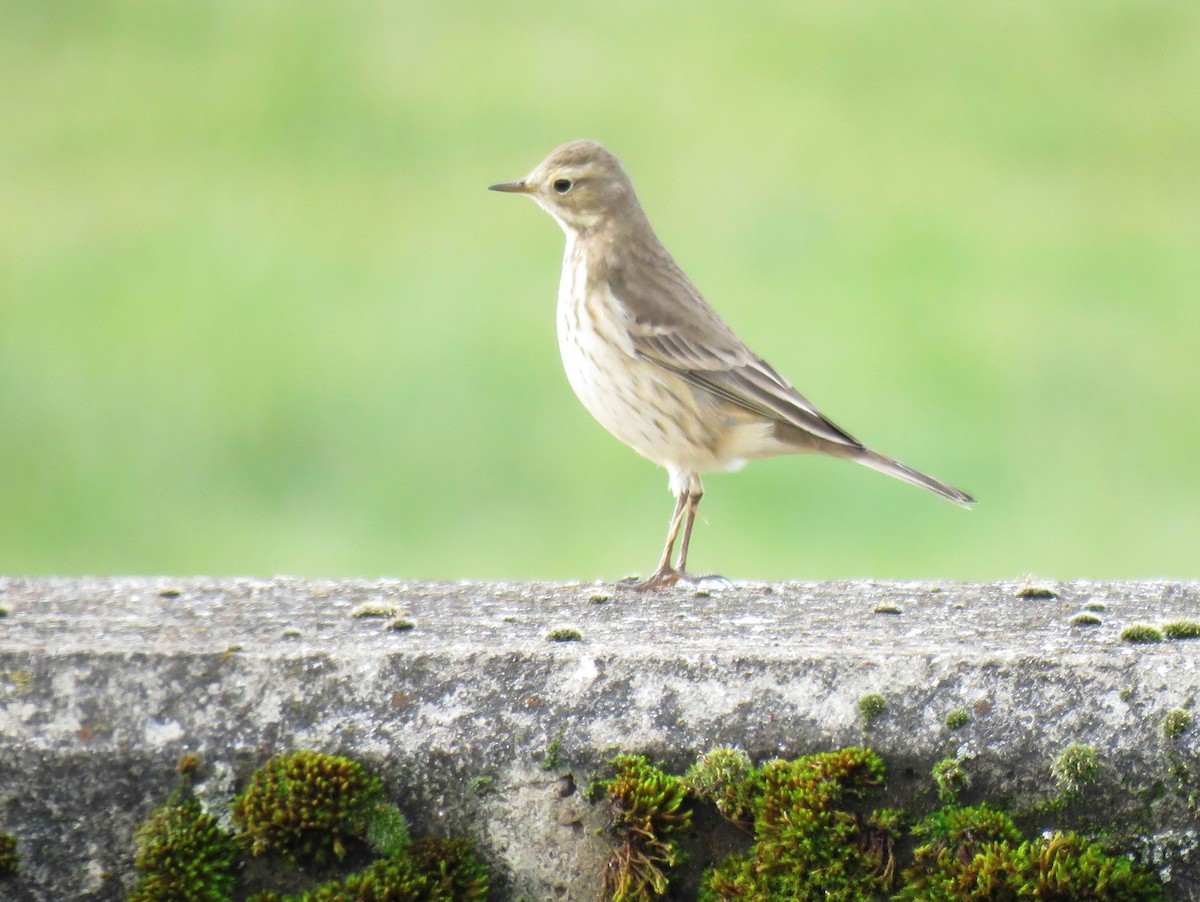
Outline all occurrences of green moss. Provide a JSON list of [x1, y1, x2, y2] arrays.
[[858, 693, 887, 727], [1072, 613, 1103, 627], [546, 627, 583, 642], [220, 644, 243, 661], [0, 607, 9, 619], [898, 816, 1164, 901], [469, 775, 494, 796], [943, 708, 970, 730], [365, 803, 411, 858], [268, 839, 487, 901], [1084, 601, 1107, 612], [351, 603, 397, 619], [869, 807, 906, 832], [596, 746, 1170, 902], [1052, 743, 1100, 795], [603, 754, 692, 901], [1017, 584, 1058, 599], [700, 747, 889, 900], [543, 732, 564, 770], [900, 802, 1023, 899], [583, 770, 608, 803], [683, 747, 753, 820], [1163, 620, 1200, 640], [128, 797, 237, 902], [234, 750, 385, 865], [407, 836, 489, 901], [3, 669, 31, 694], [1163, 709, 1192, 741], [137, 750, 488, 902], [932, 756, 971, 803], [0, 832, 17, 879], [387, 618, 416, 632], [177, 752, 200, 776], [873, 604, 903, 615], [1121, 625, 1164, 644]]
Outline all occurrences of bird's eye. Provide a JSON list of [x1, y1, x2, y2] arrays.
[[553, 178, 573, 194]]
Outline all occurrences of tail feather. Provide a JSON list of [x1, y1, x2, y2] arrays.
[[853, 449, 974, 508]]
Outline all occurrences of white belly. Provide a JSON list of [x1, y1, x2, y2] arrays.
[[555, 238, 736, 474]]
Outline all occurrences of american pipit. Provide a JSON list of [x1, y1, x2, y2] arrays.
[[490, 140, 973, 590]]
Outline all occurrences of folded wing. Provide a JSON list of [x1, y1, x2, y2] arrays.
[[606, 252, 862, 451]]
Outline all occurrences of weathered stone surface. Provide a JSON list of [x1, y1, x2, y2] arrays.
[[0, 577, 1198, 899]]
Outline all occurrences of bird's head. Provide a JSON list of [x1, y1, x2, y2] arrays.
[[489, 140, 639, 234]]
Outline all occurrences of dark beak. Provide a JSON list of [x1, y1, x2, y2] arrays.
[[488, 180, 531, 194]]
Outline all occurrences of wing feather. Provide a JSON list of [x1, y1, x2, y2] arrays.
[[604, 247, 861, 450]]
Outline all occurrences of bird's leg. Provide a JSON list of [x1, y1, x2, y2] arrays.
[[627, 492, 688, 591], [672, 489, 703, 578]]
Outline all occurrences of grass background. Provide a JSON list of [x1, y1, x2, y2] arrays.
[[1, 1, 1197, 581]]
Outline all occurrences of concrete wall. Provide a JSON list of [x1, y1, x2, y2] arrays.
[[0, 577, 1197, 899]]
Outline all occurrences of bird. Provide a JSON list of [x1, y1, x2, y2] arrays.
[[489, 140, 972, 590]]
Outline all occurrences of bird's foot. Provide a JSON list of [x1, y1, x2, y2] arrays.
[[620, 569, 732, 592], [620, 567, 683, 592]]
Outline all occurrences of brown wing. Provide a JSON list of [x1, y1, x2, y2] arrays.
[[605, 243, 863, 450]]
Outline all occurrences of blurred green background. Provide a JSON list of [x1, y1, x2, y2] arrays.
[[2, 1, 1197, 581]]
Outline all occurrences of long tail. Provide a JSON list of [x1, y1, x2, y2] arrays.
[[852, 448, 974, 508]]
